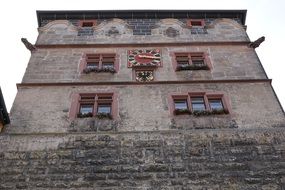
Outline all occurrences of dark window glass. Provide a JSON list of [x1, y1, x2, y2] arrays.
[[102, 55, 115, 68], [176, 56, 189, 66], [86, 54, 100, 69], [192, 59, 205, 66], [86, 63, 99, 69], [82, 22, 94, 27], [102, 63, 114, 69], [191, 21, 203, 26], [98, 96, 112, 100], [191, 54, 205, 66], [191, 97, 205, 111], [80, 104, 93, 114], [97, 104, 111, 114], [174, 100, 188, 110], [81, 96, 95, 101], [209, 99, 224, 110]]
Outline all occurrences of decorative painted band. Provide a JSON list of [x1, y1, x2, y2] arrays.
[[16, 79, 272, 88]]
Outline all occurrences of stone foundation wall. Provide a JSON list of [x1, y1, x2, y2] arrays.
[[0, 128, 284, 189]]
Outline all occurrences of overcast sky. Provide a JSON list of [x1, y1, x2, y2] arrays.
[[0, 0, 284, 112]]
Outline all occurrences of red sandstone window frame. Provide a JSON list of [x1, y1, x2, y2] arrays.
[[171, 52, 212, 71], [79, 20, 97, 27], [169, 92, 231, 116], [79, 53, 119, 73], [187, 19, 205, 28], [189, 92, 208, 111], [172, 95, 191, 115], [69, 92, 118, 120]]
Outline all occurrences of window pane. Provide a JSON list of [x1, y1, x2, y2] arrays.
[[82, 22, 94, 27], [176, 56, 188, 61], [98, 104, 111, 114], [98, 96, 112, 100], [86, 63, 99, 68], [102, 63, 114, 68], [86, 54, 100, 60], [209, 99, 224, 110], [191, 21, 202, 26], [102, 55, 115, 63], [174, 100, 188, 109], [176, 56, 189, 66], [81, 96, 94, 100], [191, 97, 204, 103], [191, 97, 205, 111], [192, 60, 205, 66], [177, 61, 189, 66], [80, 104, 93, 114]]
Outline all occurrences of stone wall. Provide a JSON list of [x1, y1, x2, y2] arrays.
[[0, 128, 285, 189], [36, 18, 248, 45], [2, 12, 284, 190], [22, 46, 266, 83], [8, 83, 285, 134]]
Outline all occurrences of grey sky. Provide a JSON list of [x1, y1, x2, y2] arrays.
[[0, 0, 284, 111]]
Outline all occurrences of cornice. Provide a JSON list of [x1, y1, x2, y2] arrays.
[[35, 41, 250, 49], [36, 10, 247, 27], [17, 79, 271, 88]]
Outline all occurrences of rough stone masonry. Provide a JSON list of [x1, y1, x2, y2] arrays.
[[1, 10, 285, 190], [1, 129, 285, 189]]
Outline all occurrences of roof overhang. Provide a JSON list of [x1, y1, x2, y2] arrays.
[[36, 10, 247, 27]]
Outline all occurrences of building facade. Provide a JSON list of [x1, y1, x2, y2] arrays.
[[0, 10, 285, 189], [0, 88, 10, 132]]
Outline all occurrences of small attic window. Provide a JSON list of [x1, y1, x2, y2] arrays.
[[79, 20, 97, 27], [191, 21, 202, 26], [82, 22, 94, 27], [187, 19, 205, 28]]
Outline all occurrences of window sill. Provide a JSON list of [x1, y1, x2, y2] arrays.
[[176, 65, 209, 71], [173, 109, 228, 116], [76, 112, 113, 119], [173, 109, 191, 115], [96, 113, 113, 119], [192, 109, 228, 116], [77, 112, 93, 118], [83, 67, 116, 74]]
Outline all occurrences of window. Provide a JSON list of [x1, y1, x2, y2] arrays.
[[187, 19, 207, 34], [102, 54, 116, 69], [79, 20, 97, 27], [191, 54, 205, 66], [173, 98, 191, 115], [174, 52, 210, 71], [80, 104, 93, 114], [97, 103, 111, 114], [176, 54, 189, 66], [77, 94, 114, 119], [82, 54, 117, 74], [82, 22, 94, 27], [208, 98, 226, 114], [209, 99, 224, 110], [77, 20, 97, 36], [191, 97, 206, 111], [171, 93, 229, 116], [102, 63, 114, 69], [97, 96, 112, 115], [174, 100, 188, 110], [187, 19, 205, 28], [86, 54, 100, 69]]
